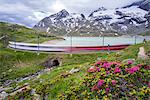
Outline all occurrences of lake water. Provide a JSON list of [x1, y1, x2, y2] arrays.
[[54, 36, 149, 46]]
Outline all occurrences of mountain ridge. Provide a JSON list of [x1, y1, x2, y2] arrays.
[[34, 0, 150, 36]]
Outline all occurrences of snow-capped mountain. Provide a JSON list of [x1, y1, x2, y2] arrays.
[[88, 6, 148, 34], [34, 0, 150, 36], [34, 9, 86, 35]]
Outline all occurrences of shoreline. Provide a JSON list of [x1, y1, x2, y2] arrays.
[[42, 36, 150, 45]]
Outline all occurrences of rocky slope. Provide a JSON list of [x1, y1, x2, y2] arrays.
[[34, 0, 150, 36]]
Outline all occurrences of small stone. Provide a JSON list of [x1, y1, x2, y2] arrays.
[[33, 94, 40, 100], [69, 68, 80, 74], [0, 91, 8, 99], [30, 89, 36, 95], [97, 57, 101, 61], [8, 69, 13, 72], [24, 83, 29, 86]]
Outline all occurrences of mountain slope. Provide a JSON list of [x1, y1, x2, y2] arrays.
[[34, 0, 150, 36], [34, 9, 86, 35], [0, 22, 60, 43]]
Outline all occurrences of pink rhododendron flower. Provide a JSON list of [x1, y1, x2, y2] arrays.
[[91, 84, 99, 91], [138, 78, 142, 81], [106, 62, 112, 68], [126, 66, 140, 74], [128, 60, 133, 65], [111, 80, 117, 85], [144, 66, 150, 70], [106, 70, 110, 74], [125, 68, 129, 72], [96, 67, 100, 72], [112, 61, 121, 66], [114, 67, 121, 73], [137, 64, 142, 67], [97, 79, 105, 87], [148, 82, 150, 88], [106, 87, 110, 93], [102, 62, 111, 69], [95, 61, 101, 65], [88, 66, 100, 73], [102, 63, 107, 68]]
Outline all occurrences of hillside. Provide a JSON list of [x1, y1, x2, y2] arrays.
[[0, 22, 62, 82], [0, 37, 149, 99], [0, 22, 61, 43]]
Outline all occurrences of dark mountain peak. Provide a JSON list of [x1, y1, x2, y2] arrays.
[[97, 7, 107, 11], [88, 7, 107, 17], [49, 9, 69, 20], [139, 0, 150, 11], [123, 0, 143, 8], [59, 9, 69, 15], [123, 0, 150, 11]]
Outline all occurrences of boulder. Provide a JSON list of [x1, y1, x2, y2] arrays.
[[69, 68, 80, 74], [40, 57, 62, 68], [0, 91, 8, 99], [138, 47, 149, 60]]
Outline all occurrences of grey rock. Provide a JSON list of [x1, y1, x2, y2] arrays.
[[33, 94, 40, 100], [0, 91, 8, 99], [69, 68, 80, 74], [10, 85, 30, 96], [139, 0, 150, 11], [30, 89, 36, 95], [145, 11, 150, 27]]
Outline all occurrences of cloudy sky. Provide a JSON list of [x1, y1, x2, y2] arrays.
[[0, 0, 142, 27]]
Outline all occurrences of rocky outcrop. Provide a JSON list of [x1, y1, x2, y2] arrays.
[[139, 0, 150, 11], [145, 11, 150, 27], [34, 9, 86, 34]]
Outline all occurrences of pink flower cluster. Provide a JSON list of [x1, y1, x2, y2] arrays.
[[92, 79, 105, 91], [126, 66, 140, 74], [88, 66, 100, 73], [111, 80, 117, 85], [92, 79, 118, 91], [127, 60, 134, 65], [97, 79, 105, 87], [114, 67, 121, 74], [88, 61, 121, 74], [88, 60, 149, 94]]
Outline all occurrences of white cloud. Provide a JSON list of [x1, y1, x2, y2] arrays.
[[52, 0, 67, 12]]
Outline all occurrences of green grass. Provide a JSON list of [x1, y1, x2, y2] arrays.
[[0, 22, 62, 43], [26, 41, 150, 99], [0, 21, 149, 99], [0, 22, 60, 82]]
